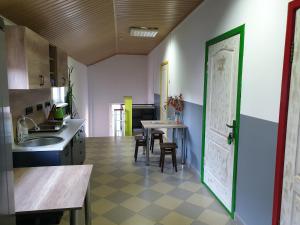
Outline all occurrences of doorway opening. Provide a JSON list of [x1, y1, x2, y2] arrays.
[[110, 104, 124, 136]]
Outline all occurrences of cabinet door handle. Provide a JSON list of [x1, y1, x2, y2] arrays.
[[40, 75, 44, 86], [62, 77, 66, 86]]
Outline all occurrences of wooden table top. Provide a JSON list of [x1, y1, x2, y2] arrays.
[[14, 165, 93, 214], [141, 120, 187, 129]]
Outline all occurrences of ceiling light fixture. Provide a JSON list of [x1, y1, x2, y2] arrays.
[[129, 27, 158, 38]]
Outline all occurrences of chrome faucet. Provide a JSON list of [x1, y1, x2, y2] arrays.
[[16, 116, 40, 143]]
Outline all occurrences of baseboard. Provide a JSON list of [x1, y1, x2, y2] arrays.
[[235, 214, 246, 225], [186, 162, 201, 179]]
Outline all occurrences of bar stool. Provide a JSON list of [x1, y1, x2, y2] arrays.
[[134, 135, 147, 162], [151, 129, 164, 153], [159, 143, 177, 173]]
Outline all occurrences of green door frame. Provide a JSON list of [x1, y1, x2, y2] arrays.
[[201, 25, 245, 218]]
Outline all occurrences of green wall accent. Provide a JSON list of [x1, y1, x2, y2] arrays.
[[124, 96, 132, 136], [201, 24, 245, 218]]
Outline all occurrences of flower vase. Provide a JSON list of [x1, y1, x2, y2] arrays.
[[174, 111, 181, 124]]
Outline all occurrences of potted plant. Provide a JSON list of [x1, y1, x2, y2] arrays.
[[65, 66, 74, 118], [167, 94, 184, 123]]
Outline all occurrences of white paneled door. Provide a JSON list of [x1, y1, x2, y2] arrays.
[[202, 27, 244, 215], [160, 62, 168, 121], [280, 9, 300, 225], [160, 62, 169, 138]]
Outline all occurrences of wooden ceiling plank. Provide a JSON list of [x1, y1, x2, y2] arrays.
[[0, 0, 202, 65]]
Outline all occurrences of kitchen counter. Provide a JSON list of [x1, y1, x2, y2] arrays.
[[12, 119, 85, 152]]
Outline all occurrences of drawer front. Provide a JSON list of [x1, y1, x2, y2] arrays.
[[13, 151, 61, 167]]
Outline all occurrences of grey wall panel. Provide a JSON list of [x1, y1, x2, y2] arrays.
[[182, 101, 202, 172], [235, 115, 278, 225]]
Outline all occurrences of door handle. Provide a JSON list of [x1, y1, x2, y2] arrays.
[[62, 77, 66, 86], [226, 120, 236, 145], [226, 123, 234, 129], [39, 75, 44, 86]]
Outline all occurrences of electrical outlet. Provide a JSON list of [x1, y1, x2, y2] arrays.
[[25, 106, 33, 115], [45, 101, 51, 107], [36, 104, 43, 111]]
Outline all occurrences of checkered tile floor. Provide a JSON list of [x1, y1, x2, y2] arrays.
[[59, 137, 235, 225]]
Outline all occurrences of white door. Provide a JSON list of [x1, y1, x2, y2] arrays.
[[160, 63, 169, 138], [160, 63, 168, 121], [203, 34, 240, 212], [280, 9, 300, 225]]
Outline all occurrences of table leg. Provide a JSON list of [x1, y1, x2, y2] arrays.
[[146, 128, 151, 166], [70, 209, 79, 225], [181, 128, 186, 164], [85, 182, 91, 225], [172, 128, 175, 142]]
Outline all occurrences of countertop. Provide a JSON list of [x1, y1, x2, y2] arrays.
[[141, 120, 187, 129], [12, 119, 85, 152], [14, 165, 93, 213]]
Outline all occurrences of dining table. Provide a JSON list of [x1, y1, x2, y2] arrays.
[[141, 120, 187, 166], [14, 165, 93, 225]]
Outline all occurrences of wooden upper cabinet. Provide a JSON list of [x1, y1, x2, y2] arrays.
[[50, 46, 68, 87], [57, 48, 68, 87], [5, 26, 50, 89]]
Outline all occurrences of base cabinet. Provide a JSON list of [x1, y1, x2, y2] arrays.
[[13, 143, 72, 167], [72, 126, 86, 165]]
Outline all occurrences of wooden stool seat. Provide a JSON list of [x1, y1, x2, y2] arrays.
[[133, 128, 144, 136], [159, 142, 177, 173], [160, 143, 177, 149], [134, 135, 147, 162], [151, 129, 164, 153], [152, 129, 165, 135], [135, 135, 146, 141]]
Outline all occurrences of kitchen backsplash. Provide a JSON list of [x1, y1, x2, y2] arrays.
[[9, 89, 52, 135]]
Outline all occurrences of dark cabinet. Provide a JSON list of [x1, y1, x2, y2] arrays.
[[132, 105, 156, 129], [13, 143, 72, 168], [72, 126, 85, 165], [60, 143, 72, 165]]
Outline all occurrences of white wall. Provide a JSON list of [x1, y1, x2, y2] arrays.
[[68, 57, 89, 136], [148, 0, 289, 123], [88, 55, 148, 137]]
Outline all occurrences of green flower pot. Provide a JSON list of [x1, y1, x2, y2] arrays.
[[53, 108, 64, 120]]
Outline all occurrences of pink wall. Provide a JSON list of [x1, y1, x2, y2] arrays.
[[88, 55, 148, 136]]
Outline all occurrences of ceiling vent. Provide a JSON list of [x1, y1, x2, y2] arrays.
[[129, 27, 158, 38]]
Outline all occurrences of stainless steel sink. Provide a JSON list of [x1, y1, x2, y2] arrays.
[[18, 136, 64, 147]]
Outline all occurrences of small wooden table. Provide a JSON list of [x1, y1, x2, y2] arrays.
[[14, 165, 93, 225], [141, 120, 187, 166]]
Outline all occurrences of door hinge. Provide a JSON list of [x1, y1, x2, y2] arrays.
[[290, 42, 295, 64]]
